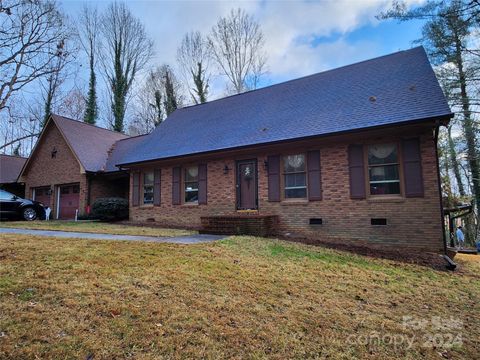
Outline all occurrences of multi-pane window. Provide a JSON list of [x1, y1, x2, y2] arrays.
[[283, 154, 307, 198], [184, 166, 199, 203], [368, 144, 400, 195], [143, 171, 154, 204]]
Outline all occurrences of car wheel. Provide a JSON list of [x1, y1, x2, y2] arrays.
[[22, 207, 37, 221]]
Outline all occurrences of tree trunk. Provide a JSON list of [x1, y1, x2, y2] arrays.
[[455, 36, 480, 217], [448, 125, 466, 196]]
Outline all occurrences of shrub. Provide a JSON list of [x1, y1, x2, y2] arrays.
[[91, 197, 129, 221]]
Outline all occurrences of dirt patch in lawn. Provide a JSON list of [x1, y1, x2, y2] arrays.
[[0, 234, 478, 359]]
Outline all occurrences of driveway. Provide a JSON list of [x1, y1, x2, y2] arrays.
[[0, 227, 224, 244]]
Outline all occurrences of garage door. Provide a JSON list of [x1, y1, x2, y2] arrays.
[[59, 184, 80, 219], [34, 187, 51, 207]]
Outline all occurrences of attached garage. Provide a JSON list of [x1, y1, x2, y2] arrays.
[[57, 184, 80, 219], [33, 187, 51, 207]]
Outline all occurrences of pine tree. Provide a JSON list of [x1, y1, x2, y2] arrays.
[[380, 0, 480, 222]]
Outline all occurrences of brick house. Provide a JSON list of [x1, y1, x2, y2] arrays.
[[116, 47, 452, 252], [16, 47, 452, 252], [17, 115, 137, 219]]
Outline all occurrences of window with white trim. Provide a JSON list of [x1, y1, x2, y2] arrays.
[[283, 154, 307, 198], [367, 144, 400, 195]]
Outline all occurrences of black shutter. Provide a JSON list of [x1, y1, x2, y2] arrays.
[[307, 150, 322, 201], [348, 144, 366, 199], [402, 138, 424, 197], [154, 169, 161, 206], [132, 172, 140, 206], [198, 163, 207, 205], [172, 167, 181, 205], [268, 155, 281, 202]]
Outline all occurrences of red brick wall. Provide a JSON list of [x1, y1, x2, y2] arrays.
[[129, 127, 443, 252], [20, 122, 86, 218], [20, 122, 126, 218]]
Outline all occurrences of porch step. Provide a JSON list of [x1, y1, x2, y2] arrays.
[[200, 215, 278, 237]]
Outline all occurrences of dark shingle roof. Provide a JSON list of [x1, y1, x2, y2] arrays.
[[51, 114, 128, 172], [105, 134, 148, 172], [0, 154, 27, 183], [118, 46, 452, 166]]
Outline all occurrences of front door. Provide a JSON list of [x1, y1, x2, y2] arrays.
[[236, 159, 258, 210]]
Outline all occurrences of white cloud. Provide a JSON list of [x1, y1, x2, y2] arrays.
[[63, 0, 425, 99]]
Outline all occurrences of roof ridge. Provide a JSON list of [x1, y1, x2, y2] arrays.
[[115, 133, 148, 142], [177, 46, 425, 112], [51, 114, 129, 138]]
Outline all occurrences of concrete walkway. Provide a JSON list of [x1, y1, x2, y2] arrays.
[[0, 227, 224, 244]]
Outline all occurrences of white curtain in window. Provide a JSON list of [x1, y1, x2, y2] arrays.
[[369, 144, 396, 159], [286, 155, 305, 169]]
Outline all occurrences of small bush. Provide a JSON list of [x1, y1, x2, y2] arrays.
[[91, 197, 129, 221]]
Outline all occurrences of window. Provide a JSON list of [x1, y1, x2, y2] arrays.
[[143, 171, 154, 204], [0, 189, 15, 200], [283, 154, 307, 198], [184, 166, 199, 203], [368, 144, 400, 195]]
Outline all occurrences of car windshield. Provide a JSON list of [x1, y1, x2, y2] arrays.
[[0, 189, 17, 200]]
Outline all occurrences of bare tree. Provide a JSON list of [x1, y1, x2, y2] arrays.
[[99, 2, 154, 133], [130, 65, 184, 135], [58, 88, 86, 121], [77, 4, 99, 124], [208, 8, 267, 94], [0, 0, 69, 113], [177, 31, 210, 104]]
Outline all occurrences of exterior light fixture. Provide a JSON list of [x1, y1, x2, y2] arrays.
[[51, 147, 57, 158], [223, 165, 230, 174], [263, 160, 269, 170]]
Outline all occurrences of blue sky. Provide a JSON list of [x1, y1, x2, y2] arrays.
[[60, 0, 427, 99]]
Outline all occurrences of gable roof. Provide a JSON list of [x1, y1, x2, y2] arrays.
[[118, 46, 452, 166], [0, 154, 27, 183], [52, 115, 128, 172], [20, 114, 129, 177]]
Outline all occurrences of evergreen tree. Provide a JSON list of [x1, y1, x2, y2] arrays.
[[380, 0, 480, 222]]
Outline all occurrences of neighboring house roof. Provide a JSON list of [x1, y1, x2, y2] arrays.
[[51, 114, 129, 172], [118, 46, 452, 166], [105, 134, 148, 172], [0, 154, 27, 183]]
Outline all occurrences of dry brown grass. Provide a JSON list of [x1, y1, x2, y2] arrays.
[[0, 220, 194, 237], [0, 234, 478, 359]]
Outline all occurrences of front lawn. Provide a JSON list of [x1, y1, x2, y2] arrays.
[[0, 234, 478, 359], [0, 220, 194, 237]]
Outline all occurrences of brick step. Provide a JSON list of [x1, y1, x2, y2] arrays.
[[200, 215, 278, 237]]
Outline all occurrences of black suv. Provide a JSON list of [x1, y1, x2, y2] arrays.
[[0, 189, 45, 221]]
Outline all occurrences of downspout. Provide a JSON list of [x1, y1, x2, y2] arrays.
[[87, 173, 92, 214], [434, 121, 448, 255]]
